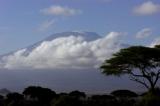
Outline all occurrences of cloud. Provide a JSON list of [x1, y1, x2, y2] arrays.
[[133, 1, 160, 15], [0, 32, 126, 70], [38, 19, 55, 31], [150, 37, 160, 47], [136, 28, 152, 39], [41, 5, 82, 16]]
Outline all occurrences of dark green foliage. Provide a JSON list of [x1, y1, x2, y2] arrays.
[[101, 46, 160, 75], [136, 89, 160, 106], [116, 98, 136, 106], [90, 94, 116, 101], [23, 86, 57, 106], [23, 86, 56, 99], [69, 90, 86, 99], [110, 90, 138, 106], [6, 92, 24, 101], [0, 86, 159, 106], [111, 90, 138, 98], [86, 95, 118, 106], [51, 95, 83, 106], [155, 45, 160, 48], [0, 95, 4, 99], [6, 92, 24, 106], [0, 95, 4, 106], [101, 46, 160, 91]]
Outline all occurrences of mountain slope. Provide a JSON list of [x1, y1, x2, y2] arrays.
[[0, 31, 101, 57], [26, 31, 101, 52]]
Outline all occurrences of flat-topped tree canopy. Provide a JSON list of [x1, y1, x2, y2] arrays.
[[111, 89, 138, 98], [155, 45, 160, 48], [100, 46, 160, 92]]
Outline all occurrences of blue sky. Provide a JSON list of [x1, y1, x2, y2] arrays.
[[0, 0, 160, 54]]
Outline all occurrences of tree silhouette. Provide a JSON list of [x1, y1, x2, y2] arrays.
[[69, 90, 86, 99], [6, 92, 24, 106], [51, 95, 82, 106], [155, 45, 160, 48], [100, 46, 160, 92], [23, 86, 56, 106], [111, 90, 138, 98], [87, 95, 117, 106]]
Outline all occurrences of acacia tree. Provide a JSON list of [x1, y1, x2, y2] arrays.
[[100, 46, 160, 92]]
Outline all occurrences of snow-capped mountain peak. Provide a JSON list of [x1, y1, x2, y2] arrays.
[[0, 31, 127, 70]]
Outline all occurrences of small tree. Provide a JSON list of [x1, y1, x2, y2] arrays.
[[69, 90, 86, 99], [100, 46, 160, 92], [155, 45, 160, 48], [111, 90, 138, 98], [23, 86, 56, 105]]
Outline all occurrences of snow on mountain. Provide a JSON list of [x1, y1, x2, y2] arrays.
[[26, 31, 101, 52]]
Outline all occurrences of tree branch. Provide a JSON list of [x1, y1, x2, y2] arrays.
[[153, 70, 160, 86], [130, 72, 144, 77], [130, 76, 149, 89]]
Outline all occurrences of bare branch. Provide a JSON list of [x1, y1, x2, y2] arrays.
[[153, 70, 160, 86], [130, 72, 144, 77], [130, 76, 149, 89]]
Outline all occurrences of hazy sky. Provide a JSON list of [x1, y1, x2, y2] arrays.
[[0, 0, 160, 54]]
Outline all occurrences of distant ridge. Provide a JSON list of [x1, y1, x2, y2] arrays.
[[0, 88, 11, 96]]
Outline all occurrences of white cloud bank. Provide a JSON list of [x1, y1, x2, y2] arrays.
[[150, 37, 160, 47], [41, 5, 82, 16], [136, 28, 152, 39], [0, 32, 125, 70], [133, 1, 160, 15]]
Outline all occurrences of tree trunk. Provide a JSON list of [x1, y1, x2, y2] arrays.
[[149, 82, 156, 94]]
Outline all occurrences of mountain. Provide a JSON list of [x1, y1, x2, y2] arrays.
[[44, 31, 101, 41], [1, 31, 101, 56], [27, 31, 101, 51]]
